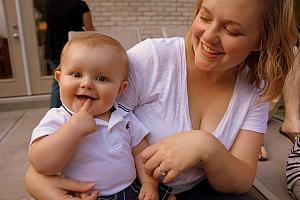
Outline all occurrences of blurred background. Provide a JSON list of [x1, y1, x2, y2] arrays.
[[0, 0, 194, 102], [0, 0, 299, 116]]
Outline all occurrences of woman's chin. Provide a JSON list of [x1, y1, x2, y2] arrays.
[[194, 57, 216, 71]]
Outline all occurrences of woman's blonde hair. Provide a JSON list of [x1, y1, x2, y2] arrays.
[[58, 32, 128, 81], [185, 0, 299, 101]]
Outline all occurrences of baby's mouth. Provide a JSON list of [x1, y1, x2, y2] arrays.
[[76, 95, 97, 101]]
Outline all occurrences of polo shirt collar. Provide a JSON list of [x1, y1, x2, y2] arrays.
[[61, 102, 131, 132]]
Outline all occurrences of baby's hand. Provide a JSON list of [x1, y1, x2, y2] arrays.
[[138, 182, 159, 200], [70, 99, 97, 137]]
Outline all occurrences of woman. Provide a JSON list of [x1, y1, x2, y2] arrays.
[[25, 0, 298, 199]]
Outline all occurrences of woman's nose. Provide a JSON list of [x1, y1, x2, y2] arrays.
[[202, 23, 220, 44]]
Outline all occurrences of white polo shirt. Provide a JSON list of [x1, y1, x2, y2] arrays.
[[30, 102, 149, 195]]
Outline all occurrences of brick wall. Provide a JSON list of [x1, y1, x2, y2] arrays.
[[87, 0, 196, 40]]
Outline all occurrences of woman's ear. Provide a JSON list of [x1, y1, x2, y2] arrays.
[[117, 81, 128, 96]]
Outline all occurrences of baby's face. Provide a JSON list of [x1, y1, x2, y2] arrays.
[[55, 45, 127, 118]]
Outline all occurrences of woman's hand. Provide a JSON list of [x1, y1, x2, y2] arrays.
[[141, 129, 262, 193], [141, 131, 211, 183], [24, 165, 99, 200]]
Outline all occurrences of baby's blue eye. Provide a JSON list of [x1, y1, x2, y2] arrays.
[[96, 76, 108, 82], [72, 72, 81, 78]]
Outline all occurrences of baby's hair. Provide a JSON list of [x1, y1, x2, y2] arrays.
[[59, 32, 128, 80]]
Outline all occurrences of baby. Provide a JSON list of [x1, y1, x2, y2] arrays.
[[28, 32, 174, 200]]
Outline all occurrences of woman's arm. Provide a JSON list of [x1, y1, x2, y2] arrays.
[[82, 12, 95, 31], [141, 129, 263, 194], [202, 129, 263, 193], [24, 165, 99, 200]]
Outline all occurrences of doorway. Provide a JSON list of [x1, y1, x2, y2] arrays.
[[0, 0, 51, 98]]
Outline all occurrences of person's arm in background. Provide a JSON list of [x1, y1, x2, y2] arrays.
[[83, 11, 95, 31], [281, 47, 300, 135]]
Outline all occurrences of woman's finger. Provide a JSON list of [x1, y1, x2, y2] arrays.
[[153, 166, 162, 180], [80, 190, 99, 200], [61, 193, 81, 200], [152, 163, 178, 183], [153, 163, 169, 180], [90, 190, 100, 199], [55, 176, 95, 193], [160, 169, 178, 184], [141, 144, 158, 163], [143, 150, 162, 174]]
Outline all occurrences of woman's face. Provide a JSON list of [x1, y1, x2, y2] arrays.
[[191, 0, 261, 72]]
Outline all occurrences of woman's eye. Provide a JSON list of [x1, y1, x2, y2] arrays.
[[225, 27, 241, 37], [198, 11, 211, 22], [72, 72, 81, 78], [199, 15, 211, 22], [96, 76, 108, 82]]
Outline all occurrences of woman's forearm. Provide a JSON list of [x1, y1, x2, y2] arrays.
[[199, 130, 262, 193], [201, 143, 255, 193], [24, 165, 98, 199], [24, 165, 58, 200]]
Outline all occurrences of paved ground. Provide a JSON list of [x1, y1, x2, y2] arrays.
[[0, 108, 46, 200], [255, 118, 293, 200]]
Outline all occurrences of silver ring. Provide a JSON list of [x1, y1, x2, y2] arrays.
[[158, 166, 169, 180]]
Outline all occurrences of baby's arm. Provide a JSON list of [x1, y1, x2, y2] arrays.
[[28, 100, 96, 175], [133, 138, 159, 200]]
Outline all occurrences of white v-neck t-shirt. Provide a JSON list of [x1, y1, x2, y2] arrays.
[[118, 37, 269, 193]]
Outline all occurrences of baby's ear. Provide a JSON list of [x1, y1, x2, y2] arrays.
[[117, 81, 128, 96], [54, 70, 61, 83]]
